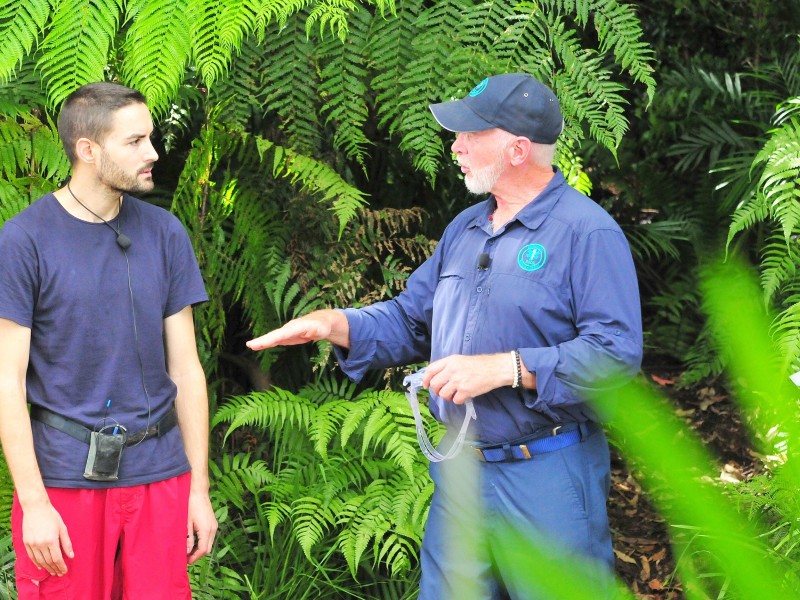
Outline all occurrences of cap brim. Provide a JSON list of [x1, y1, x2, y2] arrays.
[[429, 99, 494, 133]]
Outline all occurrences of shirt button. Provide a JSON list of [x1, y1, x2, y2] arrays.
[[477, 287, 483, 292], [615, 329, 621, 335], [465, 334, 471, 341]]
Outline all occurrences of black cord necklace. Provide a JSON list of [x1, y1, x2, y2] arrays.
[[66, 182, 132, 249]]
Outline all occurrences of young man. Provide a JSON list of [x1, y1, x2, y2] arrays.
[[0, 82, 217, 598], [247, 73, 643, 598]]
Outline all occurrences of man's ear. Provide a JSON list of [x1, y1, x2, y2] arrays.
[[508, 137, 532, 166], [74, 138, 97, 164]]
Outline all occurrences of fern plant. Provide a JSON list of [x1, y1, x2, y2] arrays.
[[209, 375, 438, 591], [0, 112, 70, 225], [721, 41, 800, 373], [0, 3, 661, 596]]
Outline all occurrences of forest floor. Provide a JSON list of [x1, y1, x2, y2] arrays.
[[608, 369, 760, 598]]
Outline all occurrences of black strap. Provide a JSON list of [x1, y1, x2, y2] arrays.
[[30, 405, 178, 447]]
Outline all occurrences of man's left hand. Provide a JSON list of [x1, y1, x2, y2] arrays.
[[422, 354, 511, 404]]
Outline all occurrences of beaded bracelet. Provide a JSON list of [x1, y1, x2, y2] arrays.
[[511, 349, 522, 388]]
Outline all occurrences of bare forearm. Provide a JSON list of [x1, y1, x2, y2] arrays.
[[0, 388, 48, 509], [174, 367, 211, 492]]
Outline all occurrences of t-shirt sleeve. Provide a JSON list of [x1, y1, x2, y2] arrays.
[[164, 217, 208, 317], [0, 221, 37, 328]]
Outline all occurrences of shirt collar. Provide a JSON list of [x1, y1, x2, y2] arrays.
[[467, 167, 566, 233], [514, 167, 566, 231]]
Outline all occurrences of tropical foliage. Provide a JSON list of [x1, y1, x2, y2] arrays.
[[204, 377, 437, 594], [2, 0, 800, 598]]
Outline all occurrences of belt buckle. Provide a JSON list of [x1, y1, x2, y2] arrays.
[[551, 425, 562, 436], [475, 447, 487, 461]]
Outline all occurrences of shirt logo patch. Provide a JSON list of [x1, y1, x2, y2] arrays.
[[517, 244, 547, 271], [469, 78, 489, 97]]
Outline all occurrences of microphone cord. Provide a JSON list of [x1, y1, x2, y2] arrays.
[[66, 182, 132, 249]]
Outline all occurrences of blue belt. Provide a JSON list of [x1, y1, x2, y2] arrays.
[[473, 421, 599, 462]]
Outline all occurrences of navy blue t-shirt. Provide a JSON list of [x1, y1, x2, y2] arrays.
[[0, 193, 208, 488]]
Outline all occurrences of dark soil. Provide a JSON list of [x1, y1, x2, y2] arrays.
[[609, 370, 759, 598]]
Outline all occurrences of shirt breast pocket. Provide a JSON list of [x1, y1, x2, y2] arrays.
[[435, 270, 465, 295]]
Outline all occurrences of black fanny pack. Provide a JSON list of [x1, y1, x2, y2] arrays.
[[30, 405, 178, 447], [31, 405, 179, 482]]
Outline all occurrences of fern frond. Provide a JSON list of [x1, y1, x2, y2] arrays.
[[259, 12, 322, 154], [210, 453, 274, 511], [317, 454, 377, 503], [311, 400, 352, 459], [623, 219, 689, 263], [374, 529, 417, 576], [0, 182, 31, 224], [212, 389, 316, 443], [0, 56, 48, 116], [307, 0, 357, 42], [0, 113, 68, 224], [189, 0, 260, 90], [755, 118, 800, 243], [301, 376, 359, 404], [292, 495, 335, 558], [38, 0, 122, 108], [728, 119, 800, 251], [376, 0, 470, 179], [336, 478, 392, 575], [31, 117, 71, 181], [589, 0, 656, 105], [0, 0, 49, 84], [727, 194, 768, 250], [121, 0, 192, 117], [342, 389, 436, 480], [386, 465, 431, 526], [215, 374, 433, 578], [549, 15, 628, 154], [207, 37, 266, 127], [460, 0, 519, 55], [495, 3, 554, 78], [668, 116, 750, 174], [368, 0, 420, 106], [263, 261, 325, 323], [760, 231, 799, 306], [318, 6, 371, 169], [252, 134, 369, 236], [772, 298, 800, 371]]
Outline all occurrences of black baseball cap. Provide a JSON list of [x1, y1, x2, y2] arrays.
[[429, 73, 563, 144]]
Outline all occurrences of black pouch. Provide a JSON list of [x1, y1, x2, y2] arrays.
[[83, 428, 125, 481]]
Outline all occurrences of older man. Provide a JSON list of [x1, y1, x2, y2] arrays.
[[248, 73, 642, 598]]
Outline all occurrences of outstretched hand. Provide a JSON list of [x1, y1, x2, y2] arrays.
[[247, 318, 331, 350], [246, 309, 350, 351]]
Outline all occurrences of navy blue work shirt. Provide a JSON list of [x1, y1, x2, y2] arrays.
[[335, 168, 643, 444]]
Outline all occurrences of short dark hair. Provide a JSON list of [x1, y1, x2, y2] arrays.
[[57, 82, 147, 164]]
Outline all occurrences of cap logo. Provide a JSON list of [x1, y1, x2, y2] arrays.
[[469, 78, 489, 97], [517, 243, 546, 271]]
